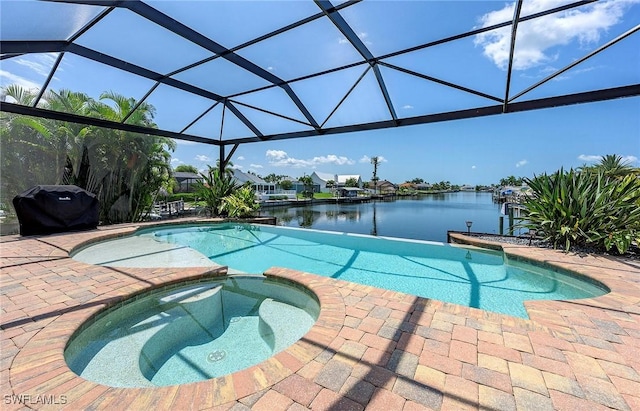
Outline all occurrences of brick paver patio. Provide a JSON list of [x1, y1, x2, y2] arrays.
[[1, 220, 639, 410]]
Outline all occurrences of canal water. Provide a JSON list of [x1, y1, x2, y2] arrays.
[[259, 192, 520, 243]]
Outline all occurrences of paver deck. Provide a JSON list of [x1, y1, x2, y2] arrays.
[[1, 220, 639, 410]]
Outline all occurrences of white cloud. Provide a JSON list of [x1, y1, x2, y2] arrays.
[[171, 158, 182, 165], [249, 163, 263, 169], [0, 70, 41, 92], [359, 155, 387, 164], [237, 156, 245, 161], [311, 154, 355, 166], [472, 165, 477, 169], [266, 150, 355, 168], [578, 154, 602, 162], [0, 54, 63, 94], [338, 32, 372, 46], [13, 54, 58, 78], [195, 154, 211, 162], [515, 159, 528, 168], [402, 105, 414, 109], [579, 154, 639, 164], [474, 0, 639, 70], [266, 150, 288, 161]]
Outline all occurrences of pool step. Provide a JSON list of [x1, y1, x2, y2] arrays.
[[258, 298, 316, 352]]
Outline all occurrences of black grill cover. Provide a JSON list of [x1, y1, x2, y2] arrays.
[[12, 185, 99, 236]]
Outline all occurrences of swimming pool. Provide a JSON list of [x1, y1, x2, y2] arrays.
[[74, 223, 608, 318], [64, 276, 319, 387]]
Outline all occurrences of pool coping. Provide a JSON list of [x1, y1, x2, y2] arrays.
[[2, 221, 640, 410], [448, 233, 640, 332]]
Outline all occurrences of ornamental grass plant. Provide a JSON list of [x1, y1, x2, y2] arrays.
[[521, 168, 640, 254]]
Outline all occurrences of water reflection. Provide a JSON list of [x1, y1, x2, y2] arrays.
[[298, 208, 316, 228], [371, 202, 378, 237], [260, 192, 505, 242], [266, 205, 363, 228]]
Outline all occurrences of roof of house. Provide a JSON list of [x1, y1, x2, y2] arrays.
[[231, 169, 270, 185], [173, 171, 201, 182], [311, 172, 335, 182], [377, 180, 397, 187]]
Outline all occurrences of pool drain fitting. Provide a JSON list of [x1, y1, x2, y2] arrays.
[[207, 350, 226, 362]]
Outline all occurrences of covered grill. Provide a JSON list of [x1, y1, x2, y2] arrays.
[[12, 185, 99, 236]]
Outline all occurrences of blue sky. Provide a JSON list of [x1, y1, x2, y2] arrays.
[[2, 0, 639, 185], [203, 98, 640, 185]]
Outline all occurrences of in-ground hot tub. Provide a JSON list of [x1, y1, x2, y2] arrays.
[[64, 276, 319, 387]]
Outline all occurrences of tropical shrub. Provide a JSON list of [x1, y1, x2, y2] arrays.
[[220, 185, 260, 218], [298, 175, 314, 198], [193, 165, 239, 216], [520, 168, 640, 254]]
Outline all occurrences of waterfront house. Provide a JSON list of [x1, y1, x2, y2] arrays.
[[311, 172, 363, 192], [231, 169, 277, 193], [374, 180, 398, 194], [310, 172, 335, 193]]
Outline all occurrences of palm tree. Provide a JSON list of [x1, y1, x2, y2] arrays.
[[88, 91, 175, 223], [371, 156, 380, 194], [597, 154, 638, 177], [0, 86, 92, 201], [499, 176, 523, 186], [1, 85, 175, 224], [299, 175, 314, 199], [45, 89, 94, 186], [1, 86, 45, 202], [215, 159, 235, 178]]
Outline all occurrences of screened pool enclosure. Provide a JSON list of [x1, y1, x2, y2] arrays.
[[1, 0, 639, 229]]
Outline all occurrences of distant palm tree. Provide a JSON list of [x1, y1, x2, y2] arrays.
[[299, 175, 314, 199], [597, 154, 637, 177], [371, 156, 380, 194], [215, 159, 235, 177]]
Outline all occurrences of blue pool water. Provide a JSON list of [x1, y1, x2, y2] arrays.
[[64, 276, 319, 387], [138, 223, 607, 318]]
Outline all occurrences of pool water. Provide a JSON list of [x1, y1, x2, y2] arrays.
[[136, 223, 607, 318], [64, 276, 319, 387]]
